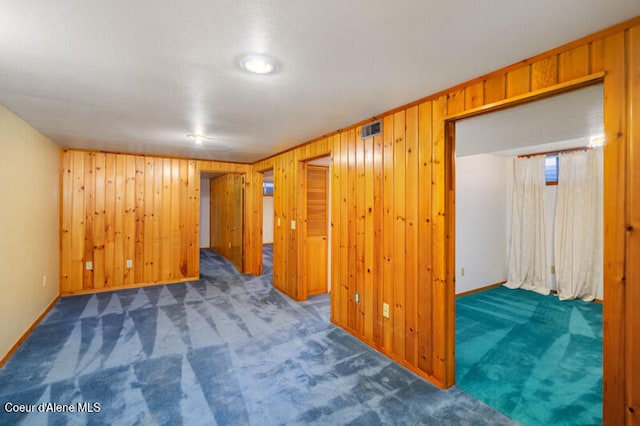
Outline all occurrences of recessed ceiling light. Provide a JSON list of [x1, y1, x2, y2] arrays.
[[186, 133, 209, 145], [240, 54, 276, 75]]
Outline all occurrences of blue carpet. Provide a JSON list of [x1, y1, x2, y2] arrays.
[[456, 286, 602, 426], [0, 249, 515, 425]]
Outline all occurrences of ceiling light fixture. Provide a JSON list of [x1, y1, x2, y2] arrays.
[[240, 54, 276, 75], [186, 133, 209, 145]]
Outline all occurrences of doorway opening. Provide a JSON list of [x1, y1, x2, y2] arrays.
[[451, 83, 604, 424], [199, 172, 245, 272]]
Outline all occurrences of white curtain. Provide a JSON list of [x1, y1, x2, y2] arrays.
[[554, 149, 602, 301], [505, 155, 549, 295]]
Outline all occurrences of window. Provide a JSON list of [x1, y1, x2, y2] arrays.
[[545, 154, 558, 185], [263, 181, 274, 196]]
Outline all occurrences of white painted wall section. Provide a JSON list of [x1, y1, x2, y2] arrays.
[[456, 154, 510, 294], [262, 196, 274, 244]]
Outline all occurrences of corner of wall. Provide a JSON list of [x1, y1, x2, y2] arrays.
[[0, 106, 60, 360]]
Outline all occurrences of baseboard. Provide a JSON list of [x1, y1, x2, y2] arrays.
[[0, 295, 60, 368], [456, 281, 506, 298], [61, 276, 198, 296]]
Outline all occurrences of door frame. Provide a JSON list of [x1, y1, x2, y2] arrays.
[[297, 155, 332, 301], [443, 72, 625, 418]]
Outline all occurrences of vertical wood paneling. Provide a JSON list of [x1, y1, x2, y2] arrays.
[[447, 89, 465, 115], [187, 161, 198, 277], [347, 128, 357, 327], [506, 66, 530, 97], [417, 101, 433, 373], [484, 74, 506, 104], [339, 132, 350, 325], [104, 153, 116, 288], [382, 114, 394, 354], [355, 128, 365, 334], [152, 158, 162, 282], [627, 24, 640, 423], [83, 153, 95, 289], [61, 151, 202, 294], [143, 159, 154, 282], [559, 45, 590, 82], [160, 159, 172, 280], [602, 31, 627, 425], [431, 95, 448, 382], [531, 55, 558, 90], [404, 105, 419, 365], [372, 133, 384, 346], [363, 136, 374, 341], [60, 152, 72, 293], [113, 155, 125, 287], [591, 40, 605, 73], [124, 156, 136, 285], [392, 110, 406, 359], [464, 82, 484, 109], [170, 159, 181, 280], [210, 173, 244, 271], [96, 157, 111, 283], [71, 152, 85, 292], [330, 135, 342, 325], [134, 156, 145, 283]]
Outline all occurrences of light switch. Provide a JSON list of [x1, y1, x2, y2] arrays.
[[86, 261, 93, 271], [382, 303, 390, 318], [291, 220, 296, 230]]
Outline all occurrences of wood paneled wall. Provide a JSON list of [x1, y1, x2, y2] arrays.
[[210, 174, 244, 271], [251, 17, 640, 423], [254, 140, 332, 299], [60, 151, 259, 295]]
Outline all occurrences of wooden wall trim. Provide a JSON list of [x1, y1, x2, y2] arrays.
[[444, 72, 605, 121], [626, 24, 640, 422]]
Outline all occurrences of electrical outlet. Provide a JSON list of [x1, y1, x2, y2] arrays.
[[126, 259, 133, 269], [291, 220, 296, 230], [382, 303, 390, 318], [354, 292, 360, 304], [277, 217, 281, 227], [461, 267, 465, 277], [86, 261, 93, 271], [42, 275, 47, 287]]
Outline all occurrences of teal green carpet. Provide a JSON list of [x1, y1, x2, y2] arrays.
[[456, 286, 602, 426]]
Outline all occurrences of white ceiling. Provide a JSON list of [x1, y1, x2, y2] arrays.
[[1, 2, 638, 163], [456, 84, 604, 157]]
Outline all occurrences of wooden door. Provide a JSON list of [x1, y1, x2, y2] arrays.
[[304, 165, 329, 296], [210, 174, 244, 271]]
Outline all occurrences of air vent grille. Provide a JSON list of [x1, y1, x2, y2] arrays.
[[362, 120, 382, 139]]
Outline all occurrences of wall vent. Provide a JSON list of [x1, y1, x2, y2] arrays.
[[362, 120, 382, 139]]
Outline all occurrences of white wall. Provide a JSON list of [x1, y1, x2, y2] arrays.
[[200, 177, 210, 248], [0, 106, 60, 360], [262, 196, 274, 244], [455, 154, 510, 294]]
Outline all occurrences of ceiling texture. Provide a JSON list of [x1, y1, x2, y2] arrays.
[[1, 1, 639, 163]]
